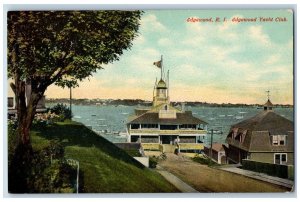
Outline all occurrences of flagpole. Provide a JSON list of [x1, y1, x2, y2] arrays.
[[161, 55, 163, 80], [167, 70, 169, 98]]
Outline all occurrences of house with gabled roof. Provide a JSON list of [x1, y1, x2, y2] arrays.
[[204, 143, 227, 164], [225, 98, 294, 165]]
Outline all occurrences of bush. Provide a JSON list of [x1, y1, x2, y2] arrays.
[[192, 154, 218, 166], [49, 103, 72, 121], [125, 149, 141, 157], [8, 140, 77, 193], [149, 156, 158, 168], [8, 120, 19, 168]]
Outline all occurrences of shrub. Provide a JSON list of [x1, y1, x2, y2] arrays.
[[49, 103, 72, 121], [192, 154, 218, 166], [125, 149, 141, 157], [8, 119, 19, 168], [8, 140, 77, 193], [149, 156, 158, 168]]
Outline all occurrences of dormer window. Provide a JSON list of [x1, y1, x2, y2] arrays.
[[272, 135, 286, 146]]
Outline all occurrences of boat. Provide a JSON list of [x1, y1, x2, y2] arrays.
[[235, 115, 244, 120], [208, 130, 223, 135]]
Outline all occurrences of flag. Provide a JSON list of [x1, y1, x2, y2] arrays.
[[153, 60, 162, 68]]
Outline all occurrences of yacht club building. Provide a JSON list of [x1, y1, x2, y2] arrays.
[[126, 65, 208, 153]]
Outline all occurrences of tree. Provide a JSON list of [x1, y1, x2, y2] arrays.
[[8, 11, 142, 146]]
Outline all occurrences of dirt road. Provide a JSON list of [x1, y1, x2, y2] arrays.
[[157, 153, 291, 193]]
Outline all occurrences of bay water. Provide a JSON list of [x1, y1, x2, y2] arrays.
[[56, 104, 293, 146]]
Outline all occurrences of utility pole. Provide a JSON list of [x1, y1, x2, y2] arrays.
[[210, 129, 213, 159], [70, 86, 72, 117]]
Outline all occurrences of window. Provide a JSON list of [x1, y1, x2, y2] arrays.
[[272, 135, 278, 145], [8, 97, 14, 108], [130, 124, 140, 129], [141, 124, 158, 129], [179, 124, 196, 129], [272, 135, 286, 146], [274, 153, 287, 165]]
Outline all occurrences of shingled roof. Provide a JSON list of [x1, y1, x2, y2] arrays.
[[128, 111, 207, 125], [226, 110, 294, 152], [232, 110, 293, 135], [264, 99, 273, 107]]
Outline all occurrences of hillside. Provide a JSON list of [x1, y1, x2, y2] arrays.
[[30, 120, 178, 193]]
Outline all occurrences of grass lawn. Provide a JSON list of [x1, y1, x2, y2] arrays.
[[30, 120, 178, 193]]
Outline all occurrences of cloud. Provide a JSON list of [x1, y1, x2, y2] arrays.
[[264, 54, 281, 65], [158, 38, 172, 46], [140, 14, 167, 33], [133, 35, 145, 46], [43, 11, 293, 105], [248, 25, 271, 46]]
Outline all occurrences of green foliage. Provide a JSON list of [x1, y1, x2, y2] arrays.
[[8, 120, 19, 168], [50, 103, 72, 120], [149, 156, 159, 168], [7, 11, 142, 87], [7, 11, 142, 148], [8, 137, 76, 193], [28, 121, 178, 193], [29, 159, 76, 193], [192, 154, 218, 166], [125, 149, 141, 157]]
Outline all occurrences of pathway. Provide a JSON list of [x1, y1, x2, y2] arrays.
[[156, 165, 199, 193], [219, 166, 294, 189], [156, 153, 290, 192]]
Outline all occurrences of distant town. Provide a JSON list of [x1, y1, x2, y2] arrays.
[[46, 98, 293, 108]]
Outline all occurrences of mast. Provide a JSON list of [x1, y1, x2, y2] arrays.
[[153, 77, 157, 97], [266, 90, 270, 100], [167, 70, 169, 98], [161, 55, 163, 80]]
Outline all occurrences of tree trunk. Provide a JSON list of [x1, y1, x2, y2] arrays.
[[14, 79, 45, 145]]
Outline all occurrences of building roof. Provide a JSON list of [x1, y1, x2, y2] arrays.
[[157, 79, 167, 89], [264, 99, 273, 107], [212, 143, 225, 152], [128, 111, 207, 125], [232, 110, 293, 135], [226, 110, 294, 152]]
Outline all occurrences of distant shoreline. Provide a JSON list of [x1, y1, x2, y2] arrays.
[[46, 98, 293, 108]]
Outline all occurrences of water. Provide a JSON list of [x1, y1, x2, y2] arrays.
[[49, 104, 293, 145]]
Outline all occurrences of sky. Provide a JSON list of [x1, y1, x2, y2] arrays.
[[9, 10, 294, 104]]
